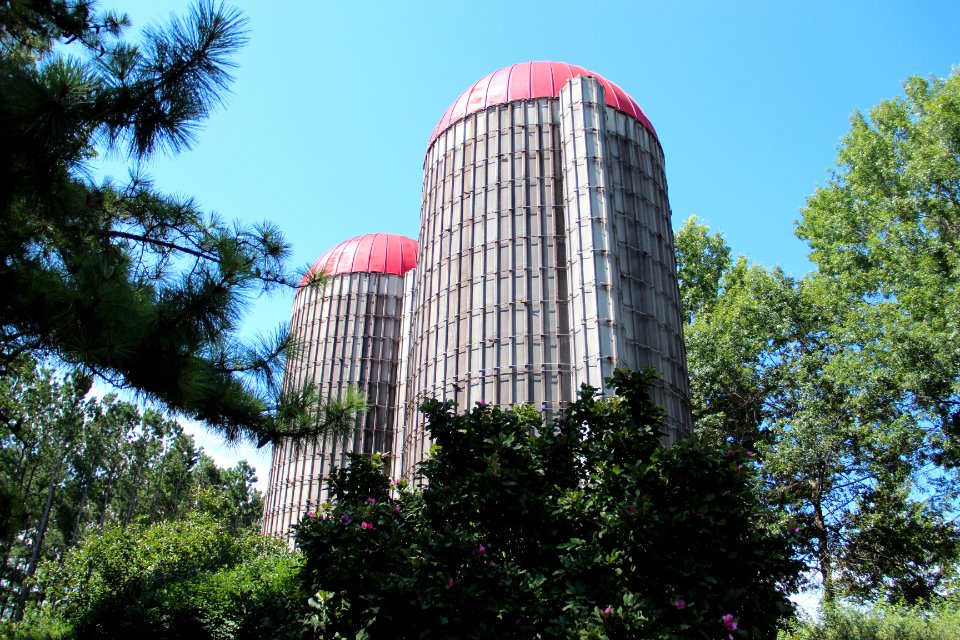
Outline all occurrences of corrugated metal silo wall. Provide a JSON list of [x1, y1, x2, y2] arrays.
[[399, 92, 571, 474], [558, 77, 691, 442], [398, 76, 691, 479], [262, 271, 405, 539], [391, 268, 417, 479]]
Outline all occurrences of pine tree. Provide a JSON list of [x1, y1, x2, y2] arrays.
[[0, 1, 363, 445]]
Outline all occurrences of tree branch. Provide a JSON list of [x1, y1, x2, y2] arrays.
[[107, 229, 218, 263]]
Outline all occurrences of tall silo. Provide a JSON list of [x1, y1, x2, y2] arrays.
[[262, 233, 417, 538], [396, 61, 690, 478]]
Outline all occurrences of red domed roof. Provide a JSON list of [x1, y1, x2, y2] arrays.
[[301, 233, 418, 285], [428, 61, 656, 149]]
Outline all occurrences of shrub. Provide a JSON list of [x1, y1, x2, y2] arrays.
[[22, 513, 300, 639], [778, 600, 960, 640], [290, 369, 803, 639]]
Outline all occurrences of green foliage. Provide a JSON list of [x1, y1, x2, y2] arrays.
[[193, 459, 265, 533], [778, 600, 960, 640], [679, 246, 794, 450], [166, 551, 301, 640], [796, 69, 960, 467], [0, 355, 91, 619], [0, 0, 362, 446], [793, 68, 960, 603], [290, 370, 802, 639], [0, 355, 268, 621], [23, 512, 300, 639], [0, 0, 365, 617], [0, 616, 71, 640], [834, 481, 960, 604], [675, 216, 732, 323], [677, 210, 960, 604]]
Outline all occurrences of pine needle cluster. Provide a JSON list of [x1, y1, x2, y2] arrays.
[[0, 2, 358, 445]]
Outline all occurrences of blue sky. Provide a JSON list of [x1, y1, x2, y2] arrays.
[[90, 1, 959, 486]]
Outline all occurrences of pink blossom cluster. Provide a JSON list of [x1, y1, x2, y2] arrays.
[[722, 613, 738, 639]]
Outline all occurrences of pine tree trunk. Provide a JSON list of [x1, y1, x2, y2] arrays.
[[0, 544, 13, 618], [13, 454, 64, 621], [123, 465, 142, 526], [97, 467, 117, 526], [68, 479, 89, 548]]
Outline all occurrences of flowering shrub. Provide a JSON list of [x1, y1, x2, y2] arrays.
[[290, 369, 802, 638]]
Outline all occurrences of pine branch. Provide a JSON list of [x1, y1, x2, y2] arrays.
[[106, 229, 218, 262]]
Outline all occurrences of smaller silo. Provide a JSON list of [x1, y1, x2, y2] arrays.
[[261, 233, 417, 538]]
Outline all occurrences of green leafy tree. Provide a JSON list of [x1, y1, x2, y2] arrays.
[[779, 599, 960, 640], [24, 512, 299, 640], [676, 221, 779, 450], [0, 356, 89, 620], [96, 404, 179, 527], [290, 370, 802, 639], [834, 480, 959, 603], [193, 459, 265, 533], [0, 357, 273, 621], [675, 216, 732, 324], [796, 68, 960, 467], [0, 1, 363, 445], [677, 212, 960, 604], [792, 67, 960, 602]]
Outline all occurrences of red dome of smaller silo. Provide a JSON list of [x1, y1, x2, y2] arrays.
[[301, 233, 418, 285], [428, 61, 657, 149]]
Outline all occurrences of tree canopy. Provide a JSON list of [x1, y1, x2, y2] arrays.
[[797, 69, 960, 467], [0, 355, 269, 621], [676, 67, 960, 605], [26, 512, 299, 639], [0, 1, 362, 446]]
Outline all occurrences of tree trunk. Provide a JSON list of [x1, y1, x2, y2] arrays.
[[97, 468, 116, 526], [13, 454, 64, 621], [68, 478, 90, 548], [123, 464, 143, 526], [811, 481, 834, 604], [0, 544, 13, 618]]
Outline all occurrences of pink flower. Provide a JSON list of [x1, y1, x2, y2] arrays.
[[736, 464, 744, 473], [306, 511, 317, 519], [446, 577, 455, 588], [473, 544, 486, 558], [746, 450, 756, 457], [788, 526, 800, 534], [624, 505, 638, 516], [673, 599, 686, 609], [341, 514, 352, 524], [720, 613, 737, 638], [443, 484, 450, 492], [361, 521, 374, 530], [393, 505, 402, 514], [600, 606, 612, 621], [367, 497, 377, 505]]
